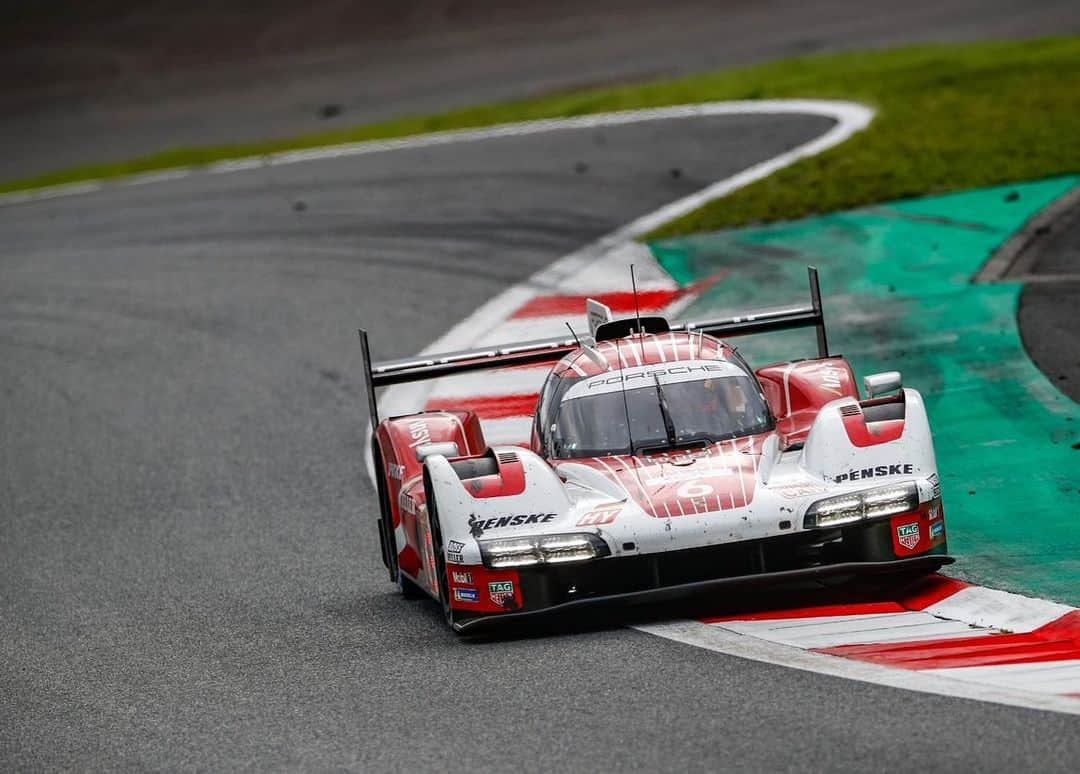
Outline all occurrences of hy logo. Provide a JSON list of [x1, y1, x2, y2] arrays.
[[896, 523, 920, 551]]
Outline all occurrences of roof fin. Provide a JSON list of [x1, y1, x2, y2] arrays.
[[586, 298, 613, 339]]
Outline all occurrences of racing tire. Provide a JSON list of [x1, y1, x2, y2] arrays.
[[424, 470, 457, 630], [372, 439, 425, 599]]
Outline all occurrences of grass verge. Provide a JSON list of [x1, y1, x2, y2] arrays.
[[5, 38, 1079, 236]]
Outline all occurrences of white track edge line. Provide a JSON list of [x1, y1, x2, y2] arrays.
[[635, 620, 1080, 716], [0, 100, 867, 208]]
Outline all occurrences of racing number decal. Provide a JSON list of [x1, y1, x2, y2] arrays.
[[676, 480, 713, 498]]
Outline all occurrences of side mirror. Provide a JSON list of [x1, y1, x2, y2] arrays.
[[863, 371, 902, 398], [415, 441, 461, 461]]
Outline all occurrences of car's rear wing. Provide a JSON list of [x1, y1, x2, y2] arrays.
[[359, 266, 829, 430]]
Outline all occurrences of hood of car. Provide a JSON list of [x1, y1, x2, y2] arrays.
[[560, 437, 766, 519]]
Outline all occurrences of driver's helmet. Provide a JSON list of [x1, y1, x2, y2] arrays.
[[701, 377, 748, 418], [700, 378, 726, 414]]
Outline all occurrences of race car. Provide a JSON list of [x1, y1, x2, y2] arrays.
[[359, 267, 951, 632]]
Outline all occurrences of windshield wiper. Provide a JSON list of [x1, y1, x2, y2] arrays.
[[652, 373, 678, 449], [636, 437, 709, 455]]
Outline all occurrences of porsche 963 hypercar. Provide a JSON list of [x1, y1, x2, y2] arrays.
[[359, 268, 951, 632]]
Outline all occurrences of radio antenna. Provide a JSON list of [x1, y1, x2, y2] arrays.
[[630, 264, 646, 361], [614, 336, 637, 455], [565, 321, 581, 347]]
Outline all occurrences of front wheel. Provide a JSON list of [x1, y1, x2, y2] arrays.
[[424, 474, 458, 630]]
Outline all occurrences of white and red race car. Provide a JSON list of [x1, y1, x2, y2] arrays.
[[360, 268, 950, 632]]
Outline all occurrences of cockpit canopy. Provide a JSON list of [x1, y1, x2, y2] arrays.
[[537, 357, 773, 459]]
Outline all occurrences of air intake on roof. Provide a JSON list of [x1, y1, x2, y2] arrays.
[[594, 316, 670, 342]]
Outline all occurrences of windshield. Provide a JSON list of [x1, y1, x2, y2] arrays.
[[549, 374, 772, 459]]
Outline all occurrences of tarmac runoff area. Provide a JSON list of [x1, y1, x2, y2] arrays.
[[3, 105, 1080, 771]]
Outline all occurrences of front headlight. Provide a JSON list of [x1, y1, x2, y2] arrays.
[[804, 482, 919, 529], [479, 533, 611, 568]]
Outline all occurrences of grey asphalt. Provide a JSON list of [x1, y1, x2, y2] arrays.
[[1017, 195, 1080, 403], [4, 0, 1079, 182], [4, 112, 1080, 771]]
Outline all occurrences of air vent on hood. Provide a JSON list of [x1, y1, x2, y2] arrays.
[[496, 451, 519, 465], [839, 404, 862, 417]]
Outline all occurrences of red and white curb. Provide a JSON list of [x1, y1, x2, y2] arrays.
[[639, 578, 1080, 714], [369, 100, 1080, 715]]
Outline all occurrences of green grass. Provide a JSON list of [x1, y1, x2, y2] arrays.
[[6, 37, 1080, 236]]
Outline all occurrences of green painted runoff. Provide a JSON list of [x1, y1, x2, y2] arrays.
[[649, 176, 1080, 605]]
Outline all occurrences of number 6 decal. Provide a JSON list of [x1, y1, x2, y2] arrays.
[[677, 480, 713, 498]]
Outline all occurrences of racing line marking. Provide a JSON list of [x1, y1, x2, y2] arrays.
[[15, 98, 1076, 714]]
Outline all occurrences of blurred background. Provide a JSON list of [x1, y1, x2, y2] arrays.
[[4, 0, 1077, 181]]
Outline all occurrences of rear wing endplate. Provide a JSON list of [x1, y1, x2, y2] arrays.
[[359, 266, 829, 430]]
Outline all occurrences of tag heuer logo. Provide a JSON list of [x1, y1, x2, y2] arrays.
[[896, 523, 920, 550], [488, 580, 514, 603]]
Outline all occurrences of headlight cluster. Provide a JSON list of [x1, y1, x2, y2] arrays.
[[804, 482, 919, 529], [479, 533, 611, 568]]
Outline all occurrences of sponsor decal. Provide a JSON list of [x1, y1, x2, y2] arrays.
[[453, 588, 479, 603], [399, 491, 419, 516], [815, 361, 845, 395], [928, 472, 941, 499], [896, 522, 921, 551], [488, 580, 515, 605], [642, 467, 734, 485], [468, 512, 557, 537], [577, 504, 620, 527], [585, 363, 724, 389], [447, 540, 465, 553], [451, 571, 473, 585], [388, 463, 406, 481], [407, 419, 432, 449], [447, 552, 464, 564], [833, 463, 913, 483], [930, 521, 945, 539], [772, 483, 829, 499], [928, 501, 942, 521]]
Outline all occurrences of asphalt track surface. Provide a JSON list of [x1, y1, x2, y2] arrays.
[[5, 113, 1080, 771], [1018, 197, 1080, 403]]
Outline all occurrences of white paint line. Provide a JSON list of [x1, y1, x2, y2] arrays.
[[0, 100, 870, 209], [475, 417, 536, 446], [923, 659, 1080, 696], [1, 180, 104, 205], [717, 613, 992, 649], [426, 368, 550, 400], [925, 586, 1075, 633], [636, 620, 1080, 716]]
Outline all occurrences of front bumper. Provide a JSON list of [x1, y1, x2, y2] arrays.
[[455, 553, 952, 633]]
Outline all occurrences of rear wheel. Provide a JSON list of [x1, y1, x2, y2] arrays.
[[398, 570, 427, 600], [372, 439, 425, 599]]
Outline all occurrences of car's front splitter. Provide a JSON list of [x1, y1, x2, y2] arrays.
[[453, 554, 953, 633]]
